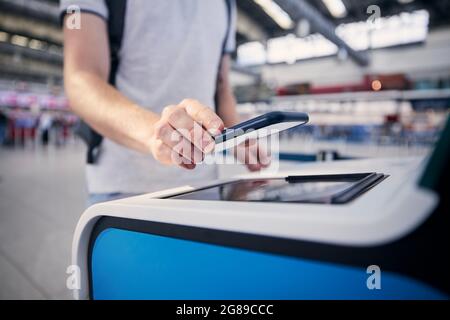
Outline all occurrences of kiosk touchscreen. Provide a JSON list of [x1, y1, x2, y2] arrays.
[[168, 173, 386, 204]]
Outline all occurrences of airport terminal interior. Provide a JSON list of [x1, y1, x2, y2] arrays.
[[0, 0, 449, 300]]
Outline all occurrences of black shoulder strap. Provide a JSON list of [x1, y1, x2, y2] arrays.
[[106, 0, 127, 86], [221, 0, 233, 56], [214, 0, 234, 111], [80, 0, 127, 164]]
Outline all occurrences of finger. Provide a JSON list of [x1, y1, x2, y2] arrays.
[[172, 137, 204, 165], [180, 162, 196, 170], [246, 147, 262, 172], [153, 122, 203, 163], [153, 121, 182, 147], [180, 99, 224, 136], [234, 140, 262, 171], [247, 140, 263, 171], [152, 137, 198, 169], [151, 139, 181, 165], [257, 140, 271, 167], [162, 105, 215, 153], [245, 139, 270, 168], [246, 163, 262, 172], [191, 121, 216, 154]]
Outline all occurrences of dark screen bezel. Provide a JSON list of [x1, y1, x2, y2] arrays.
[[163, 173, 387, 204]]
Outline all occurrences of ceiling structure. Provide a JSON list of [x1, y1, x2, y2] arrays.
[[236, 0, 450, 44], [0, 0, 449, 87]]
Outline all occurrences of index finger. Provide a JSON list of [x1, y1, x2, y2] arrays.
[[180, 99, 224, 136]]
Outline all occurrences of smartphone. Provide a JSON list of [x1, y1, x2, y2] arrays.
[[214, 111, 309, 151]]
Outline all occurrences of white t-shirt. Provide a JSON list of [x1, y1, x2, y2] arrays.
[[60, 0, 236, 194]]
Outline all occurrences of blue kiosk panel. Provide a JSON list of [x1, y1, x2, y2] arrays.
[[90, 228, 445, 300]]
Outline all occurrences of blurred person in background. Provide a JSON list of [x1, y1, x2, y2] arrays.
[[61, 0, 270, 205], [39, 112, 53, 146], [0, 110, 7, 145]]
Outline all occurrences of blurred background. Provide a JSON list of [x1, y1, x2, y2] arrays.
[[0, 0, 449, 299]]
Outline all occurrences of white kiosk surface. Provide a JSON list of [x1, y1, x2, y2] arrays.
[[72, 156, 437, 299]]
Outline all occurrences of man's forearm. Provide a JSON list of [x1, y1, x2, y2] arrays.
[[65, 70, 159, 154]]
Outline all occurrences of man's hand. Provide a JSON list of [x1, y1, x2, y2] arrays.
[[149, 99, 224, 170]]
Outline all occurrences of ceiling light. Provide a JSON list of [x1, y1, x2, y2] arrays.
[[11, 35, 28, 47], [321, 0, 347, 18], [0, 32, 9, 42], [29, 39, 44, 50], [253, 0, 294, 30]]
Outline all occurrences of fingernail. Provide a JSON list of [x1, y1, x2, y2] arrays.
[[208, 122, 222, 135], [260, 155, 271, 167], [182, 163, 196, 170], [208, 128, 221, 136]]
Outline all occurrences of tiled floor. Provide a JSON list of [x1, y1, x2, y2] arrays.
[[0, 143, 88, 300]]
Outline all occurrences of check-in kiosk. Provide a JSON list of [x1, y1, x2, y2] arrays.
[[72, 119, 450, 300]]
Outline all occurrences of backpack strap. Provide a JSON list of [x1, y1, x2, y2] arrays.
[[221, 0, 234, 56], [106, 0, 127, 86], [81, 0, 127, 164], [214, 0, 234, 112]]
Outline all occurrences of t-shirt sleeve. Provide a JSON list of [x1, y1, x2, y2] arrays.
[[224, 0, 237, 54], [59, 0, 109, 24]]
